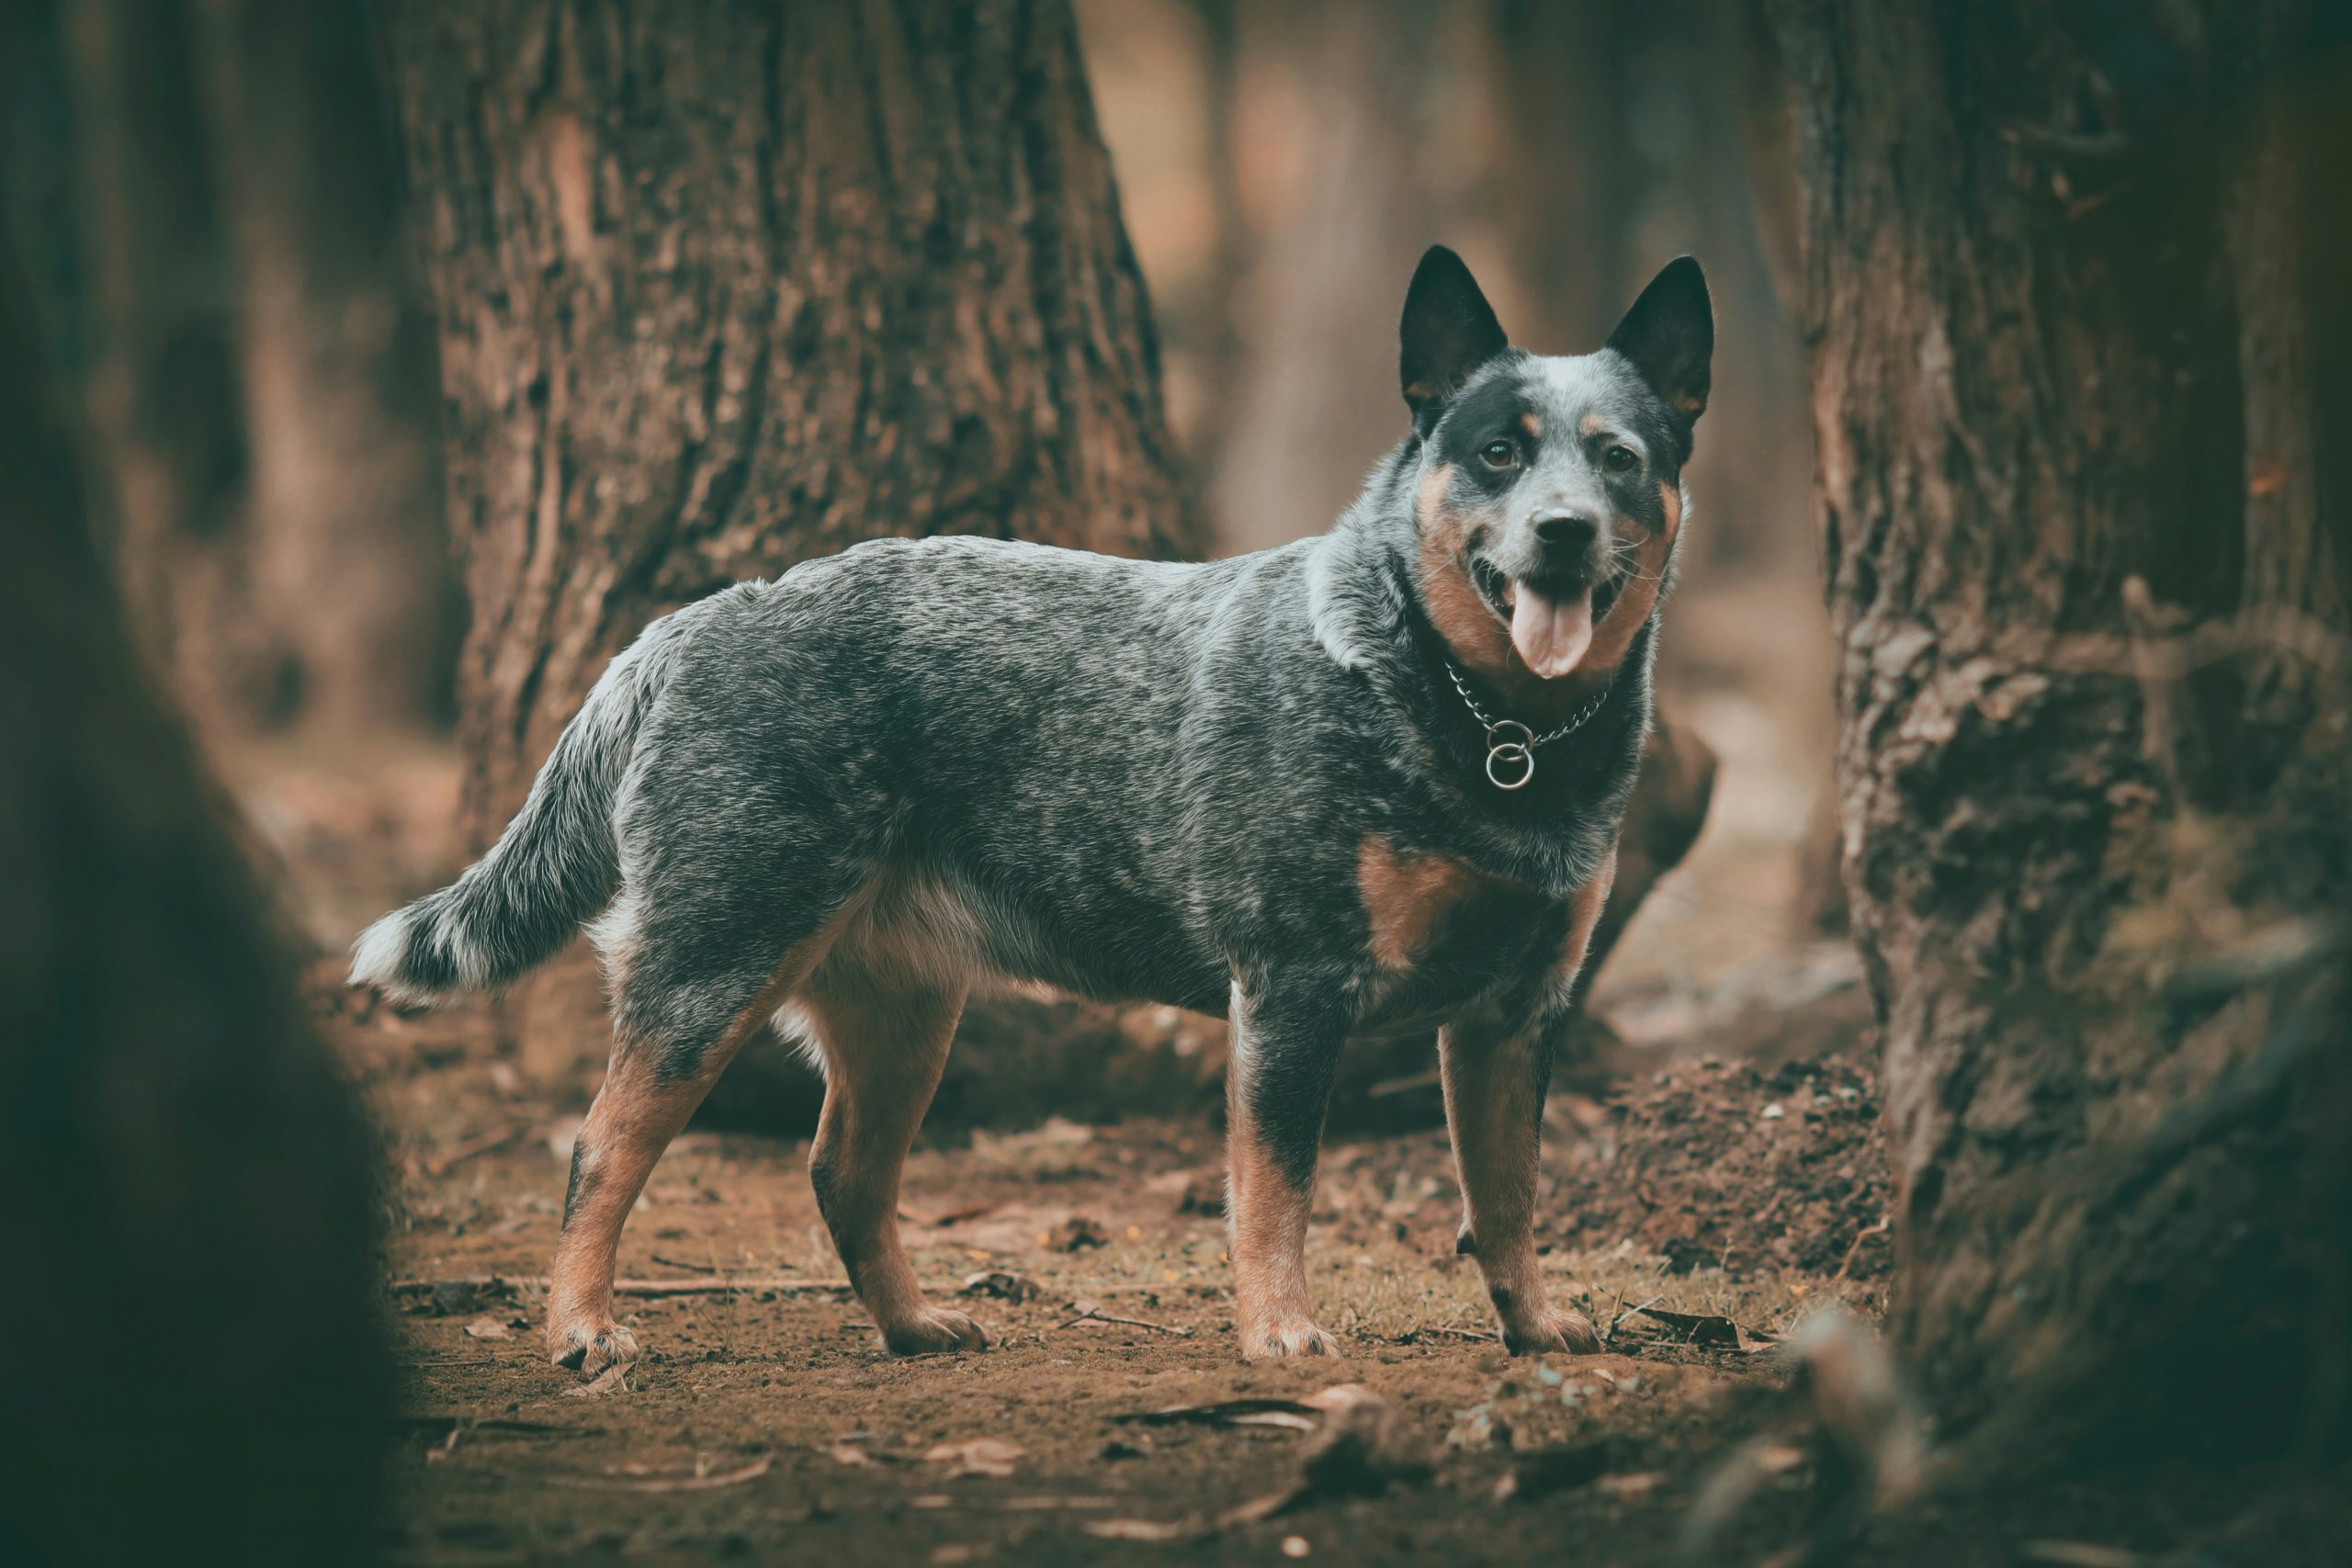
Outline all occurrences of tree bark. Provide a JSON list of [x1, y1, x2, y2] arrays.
[[385, 0, 1200, 848], [0, 212, 388, 1565], [62, 0, 265, 728], [58, 0, 454, 739], [191, 0, 456, 736], [1772, 0, 2351, 1464]]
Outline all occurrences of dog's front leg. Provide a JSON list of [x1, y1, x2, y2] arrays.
[[1224, 984, 1346, 1359], [1442, 861, 1614, 1356]]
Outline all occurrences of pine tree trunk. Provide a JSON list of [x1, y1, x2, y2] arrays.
[[1772, 0, 2352, 1462], [384, 0, 1200, 848]]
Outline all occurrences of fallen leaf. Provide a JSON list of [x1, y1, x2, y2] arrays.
[[960, 1269, 1042, 1303], [1048, 1215, 1109, 1252], [925, 1438, 1025, 1478], [1220, 1385, 1429, 1523], [1085, 1518, 1192, 1542], [1492, 1440, 1613, 1503], [563, 1362, 632, 1398], [547, 1454, 770, 1492], [1633, 1306, 1781, 1352], [1111, 1397, 1320, 1432], [1595, 1470, 1664, 1501], [462, 1316, 512, 1341]]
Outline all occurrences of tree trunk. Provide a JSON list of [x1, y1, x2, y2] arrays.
[[62, 0, 266, 728], [191, 0, 456, 736], [1773, 0, 2352, 1465], [0, 210, 388, 1565], [383, 0, 1200, 1080], [385, 0, 1199, 848], [57, 0, 454, 740]]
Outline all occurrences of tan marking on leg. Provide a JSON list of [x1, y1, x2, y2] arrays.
[[545, 903, 860, 1373], [1570, 725, 1715, 1009], [1356, 836, 1490, 970], [1225, 993, 1339, 1359], [1549, 851, 1618, 997], [1559, 481, 1684, 703], [799, 944, 982, 1355], [1444, 858, 1617, 1358]]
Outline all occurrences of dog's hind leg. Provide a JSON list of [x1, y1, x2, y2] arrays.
[[1442, 862, 1613, 1357], [545, 886, 860, 1375], [1224, 985, 1348, 1359], [797, 951, 982, 1354]]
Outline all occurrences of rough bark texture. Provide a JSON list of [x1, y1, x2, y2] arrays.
[[1773, 0, 2352, 1461], [0, 225, 388, 1563], [385, 0, 1200, 846]]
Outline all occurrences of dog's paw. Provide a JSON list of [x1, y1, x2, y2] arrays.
[[1502, 1308, 1600, 1357], [1239, 1318, 1343, 1360], [548, 1315, 640, 1377], [882, 1307, 989, 1356]]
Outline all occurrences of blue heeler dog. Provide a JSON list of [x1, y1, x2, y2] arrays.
[[353, 247, 1713, 1375]]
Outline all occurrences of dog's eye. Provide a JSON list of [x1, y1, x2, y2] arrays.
[[1603, 445, 1640, 474], [1479, 440, 1517, 469]]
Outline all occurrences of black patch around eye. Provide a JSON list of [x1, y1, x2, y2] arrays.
[[1437, 374, 1538, 483]]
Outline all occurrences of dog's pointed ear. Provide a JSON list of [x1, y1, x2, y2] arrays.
[[1607, 256, 1713, 430], [1399, 246, 1508, 434]]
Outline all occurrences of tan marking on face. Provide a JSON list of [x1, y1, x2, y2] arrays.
[[1520, 411, 1543, 439], [1413, 463, 1518, 682], [1413, 463, 1657, 722], [1579, 413, 1609, 438], [1358, 837, 1493, 970]]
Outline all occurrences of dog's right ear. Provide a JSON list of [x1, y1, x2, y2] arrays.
[[1399, 246, 1508, 434]]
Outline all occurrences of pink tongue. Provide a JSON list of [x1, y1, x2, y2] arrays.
[[1509, 582, 1596, 678]]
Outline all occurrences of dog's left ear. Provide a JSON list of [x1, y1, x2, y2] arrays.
[[1399, 245, 1509, 434], [1607, 256, 1713, 433]]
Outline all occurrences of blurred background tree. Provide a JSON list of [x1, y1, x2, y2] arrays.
[[5, 0, 453, 745]]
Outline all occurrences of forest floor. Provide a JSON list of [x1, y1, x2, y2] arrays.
[[331, 976, 2336, 1568]]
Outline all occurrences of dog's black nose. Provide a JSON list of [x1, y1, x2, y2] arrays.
[[1533, 513, 1599, 552]]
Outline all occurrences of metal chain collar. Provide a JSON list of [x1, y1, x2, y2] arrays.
[[1443, 660, 1614, 791]]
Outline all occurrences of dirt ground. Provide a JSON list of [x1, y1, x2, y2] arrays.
[[325, 975, 2345, 1568]]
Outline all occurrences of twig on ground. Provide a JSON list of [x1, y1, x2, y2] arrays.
[[1834, 1217, 1893, 1280], [418, 1123, 532, 1178], [1059, 1300, 1193, 1337], [648, 1254, 720, 1274], [546, 1454, 773, 1492]]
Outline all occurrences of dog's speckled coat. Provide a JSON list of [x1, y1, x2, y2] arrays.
[[354, 247, 1714, 1371]]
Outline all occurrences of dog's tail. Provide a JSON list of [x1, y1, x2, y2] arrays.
[[348, 608, 697, 1005]]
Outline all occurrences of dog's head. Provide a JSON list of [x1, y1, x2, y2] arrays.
[[1397, 248, 1712, 682]]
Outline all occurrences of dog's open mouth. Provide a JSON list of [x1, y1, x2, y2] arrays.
[[1470, 558, 1613, 680]]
